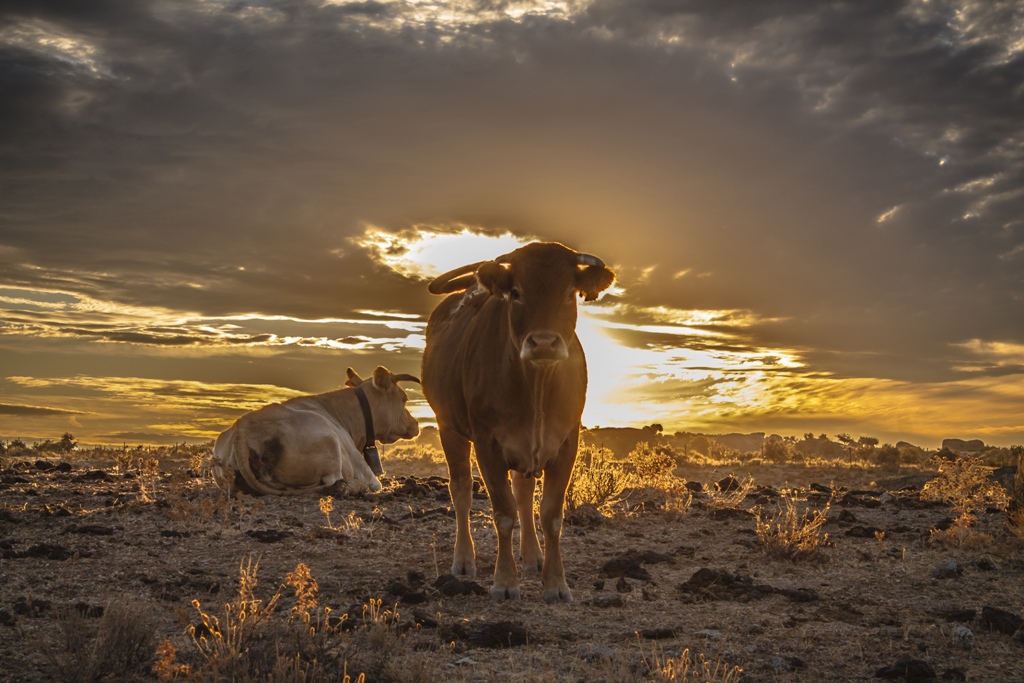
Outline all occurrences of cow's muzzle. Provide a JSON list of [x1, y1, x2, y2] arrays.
[[521, 330, 568, 365]]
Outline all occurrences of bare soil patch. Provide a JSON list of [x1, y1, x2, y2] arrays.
[[1, 452, 1022, 682]]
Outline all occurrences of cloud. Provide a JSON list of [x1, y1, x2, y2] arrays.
[[0, 402, 82, 416], [1, 0, 1022, 444]]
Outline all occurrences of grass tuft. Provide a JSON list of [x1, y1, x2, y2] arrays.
[[755, 493, 830, 562]]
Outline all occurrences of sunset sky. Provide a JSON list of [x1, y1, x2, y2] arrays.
[[2, 0, 1023, 448]]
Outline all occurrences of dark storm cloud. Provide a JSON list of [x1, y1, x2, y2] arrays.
[[0, 403, 81, 416], [0, 0, 1021, 388]]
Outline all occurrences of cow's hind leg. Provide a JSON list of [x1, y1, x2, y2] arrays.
[[440, 427, 476, 577], [512, 472, 543, 573], [475, 443, 521, 600]]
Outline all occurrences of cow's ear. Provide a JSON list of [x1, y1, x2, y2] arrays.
[[476, 262, 514, 297], [371, 366, 393, 391], [345, 367, 362, 388], [576, 265, 615, 302]]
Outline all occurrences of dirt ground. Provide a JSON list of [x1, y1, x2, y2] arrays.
[[1, 450, 1022, 682]]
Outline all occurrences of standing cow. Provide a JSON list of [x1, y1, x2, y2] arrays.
[[212, 366, 419, 495], [422, 241, 615, 603]]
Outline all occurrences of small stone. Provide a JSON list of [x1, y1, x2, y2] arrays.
[[951, 624, 974, 649], [580, 643, 616, 661], [592, 593, 623, 608], [693, 629, 721, 640], [932, 560, 963, 579]]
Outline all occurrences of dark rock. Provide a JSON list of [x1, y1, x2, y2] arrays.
[[0, 609, 14, 627], [769, 655, 805, 673], [837, 509, 859, 524], [13, 597, 51, 617], [14, 543, 76, 560], [981, 606, 1023, 635], [716, 476, 741, 492], [809, 482, 833, 494], [600, 556, 651, 580], [245, 529, 293, 543], [55, 462, 72, 472], [399, 591, 427, 605], [456, 620, 531, 648], [433, 574, 487, 597], [874, 657, 936, 681], [684, 481, 703, 493], [411, 609, 438, 629], [407, 570, 425, 586], [65, 524, 116, 536], [565, 503, 608, 527], [76, 470, 111, 481], [932, 560, 963, 579], [386, 580, 410, 597], [592, 593, 623, 608], [708, 507, 754, 521], [975, 558, 996, 571], [939, 669, 967, 682], [638, 627, 675, 639], [774, 587, 818, 602], [846, 526, 885, 538], [933, 608, 976, 622], [615, 577, 632, 593], [160, 530, 191, 538], [34, 460, 54, 471]]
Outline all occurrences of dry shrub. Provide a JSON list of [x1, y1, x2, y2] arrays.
[[630, 442, 677, 482], [1007, 448, 1024, 539], [189, 556, 283, 678], [922, 455, 1009, 546], [755, 494, 830, 562], [49, 599, 158, 682], [704, 476, 754, 510], [181, 557, 436, 683], [381, 444, 447, 477], [646, 645, 743, 682], [567, 446, 632, 510]]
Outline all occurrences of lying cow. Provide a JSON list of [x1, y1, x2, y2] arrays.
[[422, 242, 615, 602], [212, 366, 420, 495]]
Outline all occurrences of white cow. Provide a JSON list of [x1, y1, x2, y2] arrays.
[[212, 366, 420, 495]]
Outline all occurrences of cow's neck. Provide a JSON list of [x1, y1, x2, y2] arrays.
[[319, 390, 373, 449]]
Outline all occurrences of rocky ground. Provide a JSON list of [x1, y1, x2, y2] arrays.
[[0, 451, 1022, 682]]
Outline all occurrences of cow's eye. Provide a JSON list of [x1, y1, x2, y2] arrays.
[[509, 287, 522, 302]]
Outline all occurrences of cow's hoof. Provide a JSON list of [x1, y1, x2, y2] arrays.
[[543, 586, 573, 604], [490, 585, 521, 601], [451, 560, 477, 578]]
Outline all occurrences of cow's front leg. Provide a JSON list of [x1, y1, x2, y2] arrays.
[[476, 449, 520, 600], [512, 472, 543, 573], [440, 427, 476, 577], [538, 435, 578, 604]]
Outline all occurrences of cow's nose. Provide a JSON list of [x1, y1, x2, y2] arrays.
[[521, 331, 568, 364]]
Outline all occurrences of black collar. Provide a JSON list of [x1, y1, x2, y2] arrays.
[[353, 385, 375, 451]]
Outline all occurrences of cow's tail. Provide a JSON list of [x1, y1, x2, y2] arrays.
[[220, 424, 288, 496]]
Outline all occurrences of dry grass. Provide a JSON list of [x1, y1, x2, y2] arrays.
[[921, 455, 1009, 546], [645, 645, 744, 683], [48, 600, 158, 682], [567, 446, 633, 511], [755, 493, 831, 562]]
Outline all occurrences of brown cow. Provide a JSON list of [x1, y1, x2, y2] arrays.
[[422, 241, 615, 603], [212, 366, 420, 495]]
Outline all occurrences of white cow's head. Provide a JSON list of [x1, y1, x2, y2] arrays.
[[346, 366, 420, 444]]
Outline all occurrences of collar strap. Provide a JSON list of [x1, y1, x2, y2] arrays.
[[353, 385, 375, 451]]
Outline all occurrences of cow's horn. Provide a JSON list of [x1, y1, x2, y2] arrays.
[[428, 261, 489, 295], [576, 253, 605, 268], [392, 373, 421, 384]]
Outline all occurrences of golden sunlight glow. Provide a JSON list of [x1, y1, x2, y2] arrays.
[[358, 225, 532, 280]]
